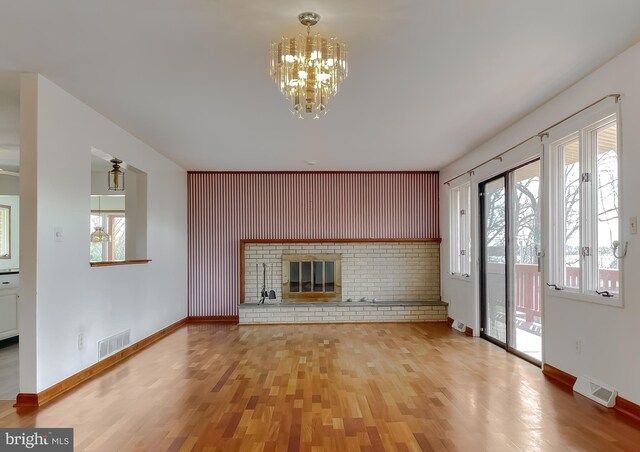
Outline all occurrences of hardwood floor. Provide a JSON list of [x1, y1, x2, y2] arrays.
[[0, 323, 638, 451], [0, 342, 19, 400]]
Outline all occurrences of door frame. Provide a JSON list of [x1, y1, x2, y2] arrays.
[[479, 173, 510, 350], [479, 158, 542, 367]]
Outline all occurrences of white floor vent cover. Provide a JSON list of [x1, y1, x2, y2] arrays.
[[98, 330, 131, 360], [573, 376, 617, 407], [451, 319, 466, 333]]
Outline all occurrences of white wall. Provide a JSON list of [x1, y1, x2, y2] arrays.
[[0, 175, 19, 195], [440, 41, 640, 405], [20, 74, 187, 393], [0, 75, 19, 148], [90, 195, 125, 212]]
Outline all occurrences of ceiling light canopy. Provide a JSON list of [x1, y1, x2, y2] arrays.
[[270, 12, 348, 119]]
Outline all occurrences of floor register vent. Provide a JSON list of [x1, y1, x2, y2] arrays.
[[573, 376, 617, 407], [452, 319, 466, 333], [98, 330, 131, 360]]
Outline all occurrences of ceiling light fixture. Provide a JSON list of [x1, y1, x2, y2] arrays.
[[90, 225, 110, 243], [108, 158, 125, 191], [270, 12, 348, 119]]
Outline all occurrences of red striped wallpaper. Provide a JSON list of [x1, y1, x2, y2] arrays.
[[187, 172, 440, 316]]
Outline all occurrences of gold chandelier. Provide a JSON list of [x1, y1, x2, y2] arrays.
[[270, 12, 348, 118]]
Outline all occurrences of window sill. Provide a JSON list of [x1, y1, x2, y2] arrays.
[[90, 259, 152, 267], [546, 288, 623, 308], [448, 273, 472, 282]]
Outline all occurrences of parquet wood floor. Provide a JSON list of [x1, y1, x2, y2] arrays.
[[0, 323, 639, 451]]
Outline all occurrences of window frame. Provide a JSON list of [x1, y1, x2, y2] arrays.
[[548, 110, 623, 306], [0, 205, 11, 259], [107, 213, 126, 261], [449, 182, 471, 278]]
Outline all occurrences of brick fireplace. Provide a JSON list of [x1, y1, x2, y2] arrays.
[[239, 239, 447, 324]]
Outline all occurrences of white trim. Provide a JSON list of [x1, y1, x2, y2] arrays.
[[546, 289, 623, 308], [448, 182, 472, 277], [545, 105, 623, 307], [449, 185, 461, 275], [448, 273, 472, 282]]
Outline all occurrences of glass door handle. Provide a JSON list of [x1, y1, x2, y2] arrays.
[[536, 249, 544, 272]]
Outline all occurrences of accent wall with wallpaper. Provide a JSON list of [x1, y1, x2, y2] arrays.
[[187, 172, 440, 316]]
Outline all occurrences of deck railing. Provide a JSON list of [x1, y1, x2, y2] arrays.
[[515, 264, 541, 322], [513, 265, 619, 321]]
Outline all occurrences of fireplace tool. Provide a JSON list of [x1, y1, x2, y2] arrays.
[[259, 263, 268, 304], [268, 264, 277, 299]]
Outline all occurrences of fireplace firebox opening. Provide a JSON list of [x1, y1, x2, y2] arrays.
[[282, 254, 342, 302]]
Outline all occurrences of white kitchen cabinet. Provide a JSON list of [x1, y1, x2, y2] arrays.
[[0, 273, 19, 341], [0, 293, 18, 341]]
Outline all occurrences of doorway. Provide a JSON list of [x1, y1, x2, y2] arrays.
[[480, 159, 542, 364]]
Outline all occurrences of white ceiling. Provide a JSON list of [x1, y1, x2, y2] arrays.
[[1, 0, 640, 171]]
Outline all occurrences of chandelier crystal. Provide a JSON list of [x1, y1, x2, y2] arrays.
[[270, 12, 348, 118]]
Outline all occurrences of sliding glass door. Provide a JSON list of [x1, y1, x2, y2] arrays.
[[480, 160, 542, 364], [510, 161, 542, 362], [480, 176, 508, 346]]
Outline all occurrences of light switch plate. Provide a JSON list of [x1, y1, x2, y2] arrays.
[[54, 227, 63, 242], [631, 217, 638, 235]]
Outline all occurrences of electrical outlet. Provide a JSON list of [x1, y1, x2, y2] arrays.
[[575, 340, 582, 355], [78, 333, 84, 350], [630, 216, 638, 235]]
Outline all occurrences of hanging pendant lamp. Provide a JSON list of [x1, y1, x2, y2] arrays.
[[90, 196, 111, 243], [108, 158, 125, 191]]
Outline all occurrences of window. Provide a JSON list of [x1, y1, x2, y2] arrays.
[[550, 113, 621, 301], [449, 183, 471, 276], [90, 211, 126, 262], [282, 254, 341, 301], [0, 205, 10, 259]]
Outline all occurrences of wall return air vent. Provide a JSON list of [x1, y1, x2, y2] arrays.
[[573, 376, 617, 407], [98, 330, 131, 360]]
